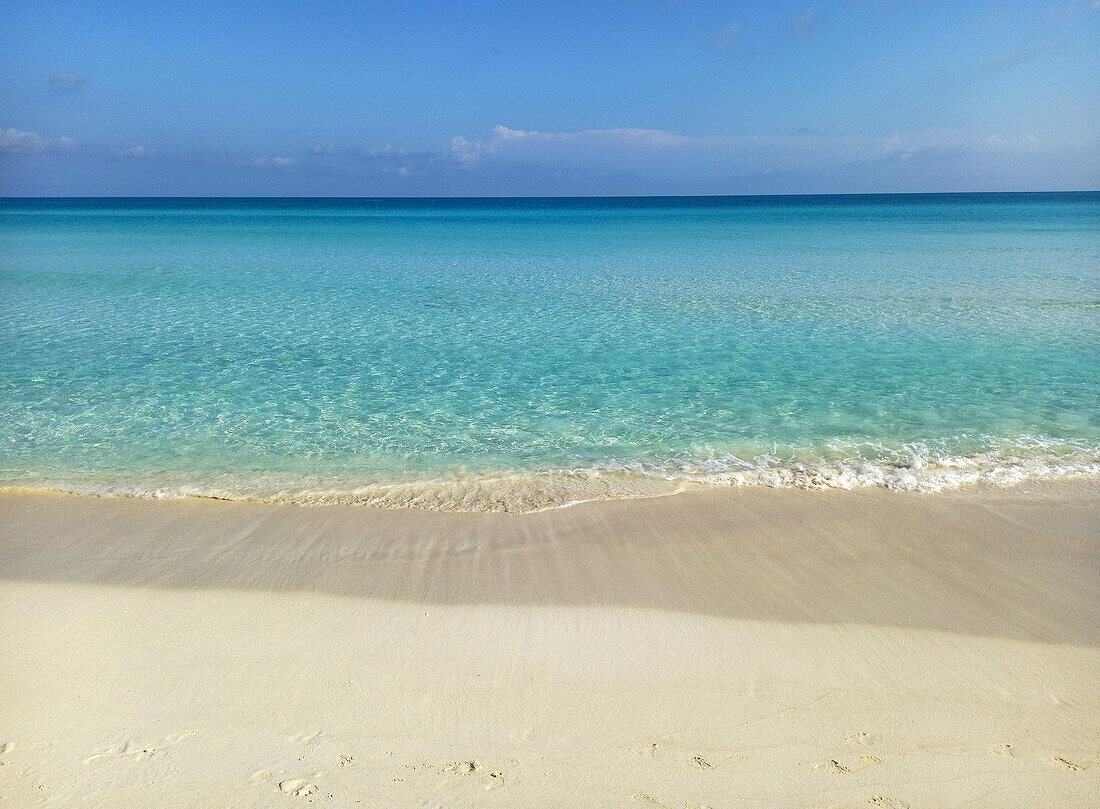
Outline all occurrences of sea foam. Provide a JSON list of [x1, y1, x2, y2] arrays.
[[5, 440, 1099, 513]]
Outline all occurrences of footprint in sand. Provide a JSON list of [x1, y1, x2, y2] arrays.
[[440, 759, 513, 790], [868, 797, 909, 809], [443, 760, 482, 775], [288, 731, 328, 745], [83, 733, 196, 765], [252, 770, 319, 798], [629, 742, 742, 770], [992, 744, 1015, 757], [84, 743, 154, 764], [278, 779, 317, 797], [845, 732, 874, 747], [1054, 754, 1100, 771], [689, 753, 744, 770], [632, 794, 714, 809], [0, 741, 50, 760], [815, 755, 881, 774]]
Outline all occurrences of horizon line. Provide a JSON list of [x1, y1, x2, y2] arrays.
[[2, 190, 1098, 201]]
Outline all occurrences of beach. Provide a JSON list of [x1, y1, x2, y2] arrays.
[[5, 0, 1099, 805], [2, 482, 1097, 808]]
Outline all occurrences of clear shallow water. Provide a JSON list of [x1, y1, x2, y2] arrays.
[[1, 194, 1098, 511]]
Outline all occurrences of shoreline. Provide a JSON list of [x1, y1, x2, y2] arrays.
[[2, 482, 1097, 807], [2, 450, 1099, 514]]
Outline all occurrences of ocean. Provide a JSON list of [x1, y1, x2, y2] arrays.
[[1, 193, 1098, 511]]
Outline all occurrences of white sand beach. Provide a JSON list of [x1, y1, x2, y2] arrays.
[[1, 482, 1098, 808]]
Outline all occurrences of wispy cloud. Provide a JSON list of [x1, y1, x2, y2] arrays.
[[11, 124, 1051, 195], [983, 39, 1065, 69], [133, 150, 301, 169], [450, 125, 693, 168], [110, 145, 158, 160], [446, 124, 1038, 178], [1046, 0, 1100, 23], [50, 72, 87, 92], [109, 126, 1037, 187], [965, 9, 1006, 31], [712, 22, 742, 51], [787, 9, 821, 38], [0, 127, 75, 154], [250, 155, 298, 168]]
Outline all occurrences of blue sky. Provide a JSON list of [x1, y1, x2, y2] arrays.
[[2, 0, 1098, 195]]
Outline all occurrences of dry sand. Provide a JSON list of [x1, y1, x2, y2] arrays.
[[1, 482, 1098, 808]]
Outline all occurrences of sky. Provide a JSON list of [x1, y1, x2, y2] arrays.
[[1, 0, 1098, 196]]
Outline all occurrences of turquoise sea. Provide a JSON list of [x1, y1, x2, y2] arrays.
[[1, 193, 1098, 511]]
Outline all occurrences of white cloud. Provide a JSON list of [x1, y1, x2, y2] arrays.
[[249, 155, 298, 168], [111, 145, 158, 160], [0, 127, 75, 154], [449, 135, 482, 166], [446, 125, 1039, 179], [451, 125, 691, 166]]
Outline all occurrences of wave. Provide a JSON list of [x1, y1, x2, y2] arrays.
[[3, 437, 1099, 513]]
